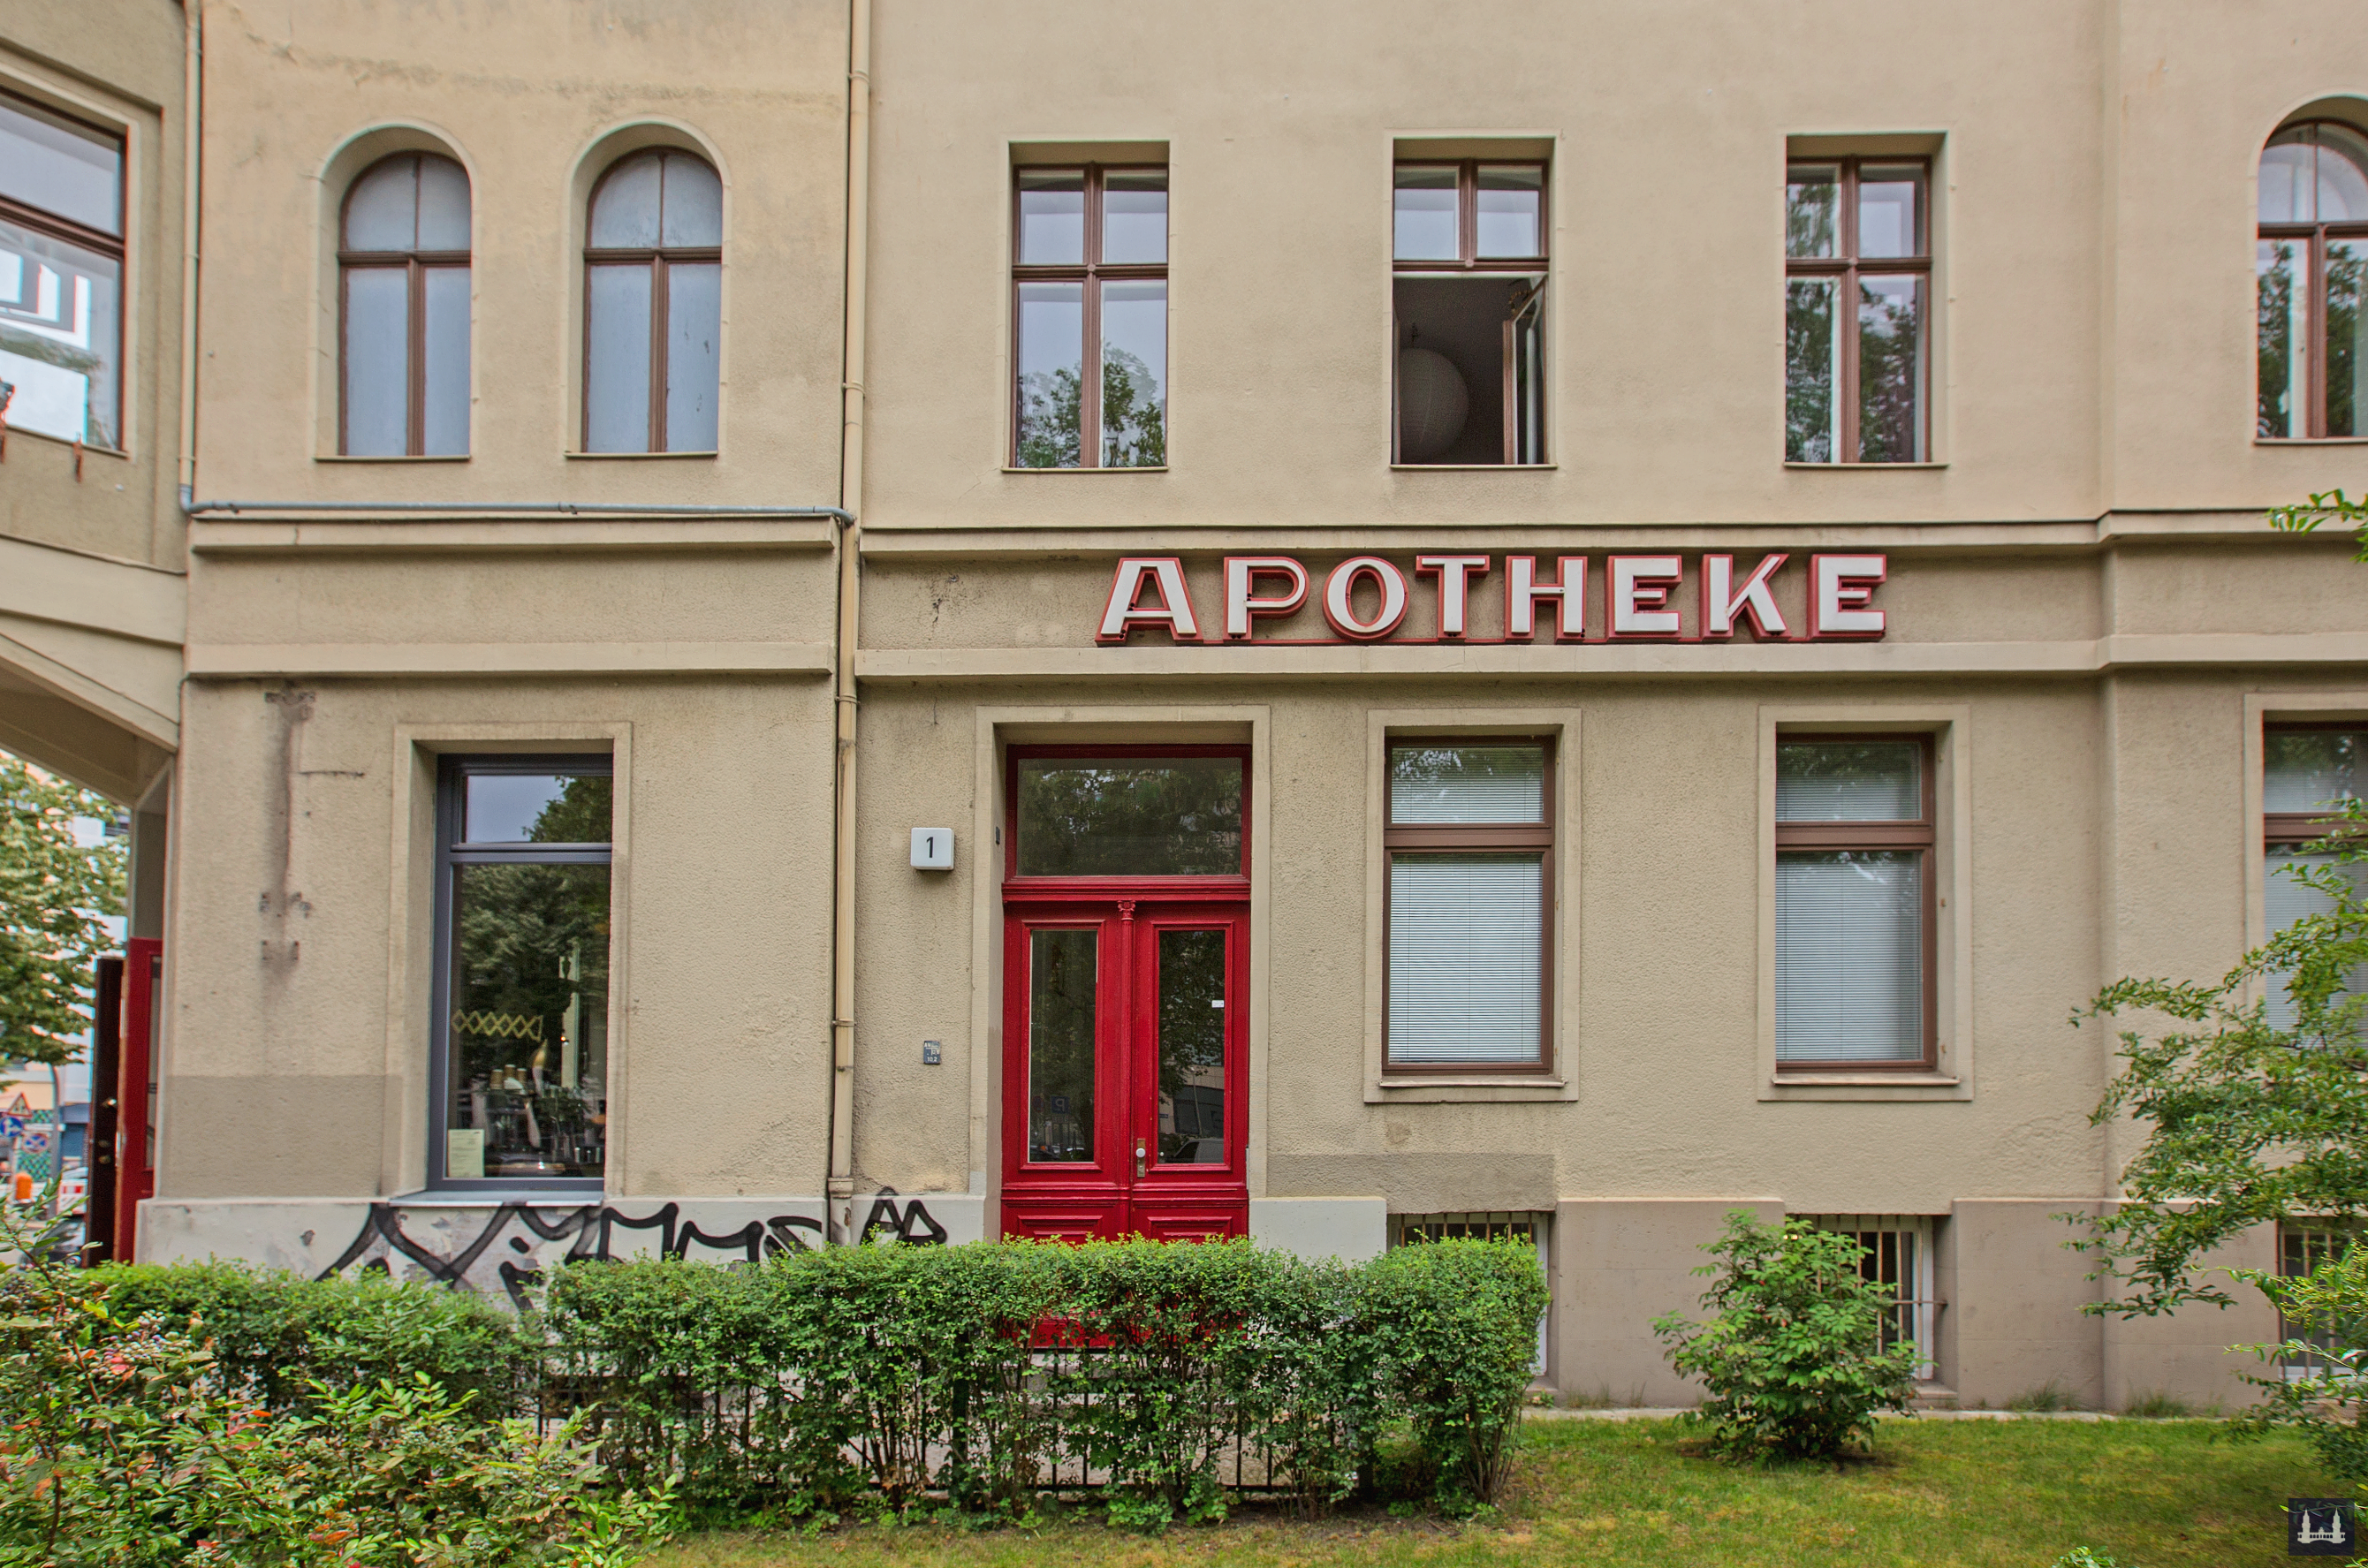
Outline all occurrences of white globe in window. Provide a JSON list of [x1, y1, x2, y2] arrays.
[[1396, 346, 1469, 461]]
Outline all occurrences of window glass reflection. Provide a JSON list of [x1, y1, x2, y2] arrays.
[[1018, 170, 1086, 264], [447, 863, 610, 1179], [1476, 166, 1542, 258], [1856, 168, 1921, 258], [465, 773, 612, 843], [1101, 170, 1167, 264], [1028, 928, 1097, 1163], [1393, 167, 1458, 261], [1787, 164, 1840, 258], [1099, 279, 1165, 466], [1157, 928, 1226, 1164], [1014, 281, 1083, 468], [1857, 272, 1924, 461], [1016, 756, 1243, 875]]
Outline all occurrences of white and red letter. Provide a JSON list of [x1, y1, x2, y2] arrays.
[[1809, 554, 1887, 639], [1609, 556, 1684, 637], [1322, 557, 1409, 640], [1700, 553, 1789, 640], [1505, 556, 1587, 640], [1223, 556, 1311, 640], [1097, 557, 1201, 643], [1415, 555, 1491, 638]]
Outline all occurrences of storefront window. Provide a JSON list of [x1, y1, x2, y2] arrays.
[[434, 759, 612, 1186], [1384, 739, 1553, 1070], [1012, 753, 1242, 876], [1774, 738, 1935, 1066]]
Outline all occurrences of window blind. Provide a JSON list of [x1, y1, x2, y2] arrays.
[[1391, 745, 1545, 824], [1388, 852, 1542, 1063], [1775, 850, 1922, 1061], [2265, 850, 2368, 1030]]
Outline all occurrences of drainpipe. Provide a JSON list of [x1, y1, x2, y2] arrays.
[[825, 0, 873, 1231], [176, 3, 201, 511]]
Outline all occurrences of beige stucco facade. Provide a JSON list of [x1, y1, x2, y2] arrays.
[[8, 0, 2368, 1408]]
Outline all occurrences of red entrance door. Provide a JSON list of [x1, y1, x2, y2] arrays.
[[1001, 898, 1248, 1241]]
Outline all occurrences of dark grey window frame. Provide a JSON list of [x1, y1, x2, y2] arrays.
[[428, 753, 614, 1193]]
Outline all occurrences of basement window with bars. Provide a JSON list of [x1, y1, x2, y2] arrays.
[[1810, 1214, 1939, 1380], [2280, 1223, 2362, 1380], [1391, 1212, 1552, 1372]]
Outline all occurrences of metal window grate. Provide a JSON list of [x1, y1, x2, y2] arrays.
[[2280, 1223, 2361, 1380], [1809, 1214, 1941, 1380]]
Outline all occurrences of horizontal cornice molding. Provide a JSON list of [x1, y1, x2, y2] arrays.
[[185, 641, 833, 679], [857, 632, 2368, 682]]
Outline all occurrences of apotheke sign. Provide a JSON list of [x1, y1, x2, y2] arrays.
[[1095, 553, 1889, 646]]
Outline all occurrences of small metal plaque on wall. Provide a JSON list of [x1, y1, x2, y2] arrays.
[[2290, 1497, 2357, 1555]]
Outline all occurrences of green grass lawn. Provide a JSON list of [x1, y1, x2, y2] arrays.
[[647, 1418, 2338, 1568]]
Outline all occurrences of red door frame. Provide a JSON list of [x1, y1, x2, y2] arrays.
[[113, 937, 160, 1262], [999, 745, 1251, 1242]]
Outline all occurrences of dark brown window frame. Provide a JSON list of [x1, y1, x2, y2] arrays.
[[0, 89, 126, 452], [1009, 163, 1168, 469], [1381, 733, 1557, 1075], [2258, 124, 2368, 441], [1391, 160, 1550, 467], [1773, 731, 1939, 1072], [1785, 156, 1932, 465], [337, 154, 469, 458], [582, 153, 724, 455]]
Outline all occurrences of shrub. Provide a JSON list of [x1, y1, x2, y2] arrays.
[[0, 1206, 672, 1566], [1651, 1211, 1919, 1461], [1361, 1237, 1550, 1508], [85, 1259, 530, 1415], [2229, 1240, 2368, 1479], [542, 1234, 1543, 1521]]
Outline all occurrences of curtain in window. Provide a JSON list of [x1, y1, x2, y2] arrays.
[[1388, 852, 1542, 1064]]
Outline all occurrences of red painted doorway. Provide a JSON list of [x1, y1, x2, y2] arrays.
[[999, 746, 1249, 1242]]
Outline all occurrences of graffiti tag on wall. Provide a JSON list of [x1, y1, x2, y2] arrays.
[[317, 1190, 946, 1308]]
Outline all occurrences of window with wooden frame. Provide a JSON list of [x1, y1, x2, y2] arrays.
[[2263, 724, 2368, 1031], [1392, 162, 1547, 466], [584, 148, 722, 454], [339, 154, 470, 457], [1384, 738, 1554, 1072], [2258, 124, 2368, 440], [0, 90, 125, 450], [1774, 736, 1936, 1069], [1011, 164, 1167, 469], [1784, 159, 1930, 464]]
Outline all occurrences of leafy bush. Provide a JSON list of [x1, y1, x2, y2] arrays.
[[542, 1234, 1544, 1522], [1362, 1236, 1550, 1507], [2229, 1240, 2368, 1479], [1651, 1211, 1919, 1461], [0, 1207, 672, 1566], [85, 1259, 530, 1415]]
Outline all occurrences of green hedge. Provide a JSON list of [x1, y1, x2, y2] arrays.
[[82, 1260, 531, 1413], [76, 1236, 1545, 1523]]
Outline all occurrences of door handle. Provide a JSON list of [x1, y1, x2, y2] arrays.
[[1135, 1140, 1148, 1177]]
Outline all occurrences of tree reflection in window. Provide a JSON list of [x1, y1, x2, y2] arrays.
[[1156, 928, 1226, 1163], [1016, 756, 1241, 876], [444, 772, 611, 1182]]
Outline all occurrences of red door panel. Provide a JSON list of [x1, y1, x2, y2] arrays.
[[1002, 898, 1246, 1241]]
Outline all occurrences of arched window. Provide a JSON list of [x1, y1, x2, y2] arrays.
[[339, 153, 470, 456], [584, 148, 721, 452], [2258, 121, 2368, 439]]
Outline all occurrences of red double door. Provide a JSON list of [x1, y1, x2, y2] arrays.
[[1001, 894, 1248, 1241]]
